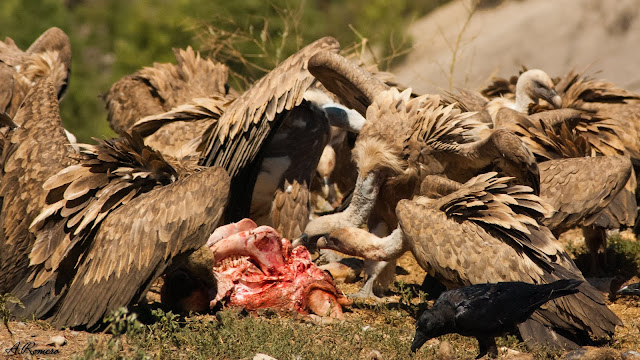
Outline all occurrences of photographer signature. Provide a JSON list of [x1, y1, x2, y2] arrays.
[[4, 341, 60, 356]]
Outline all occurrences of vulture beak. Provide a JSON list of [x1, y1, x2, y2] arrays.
[[321, 177, 331, 198], [292, 233, 309, 248], [547, 89, 562, 108], [616, 283, 640, 296]]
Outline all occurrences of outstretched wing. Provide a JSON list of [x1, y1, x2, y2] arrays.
[[0, 78, 76, 293], [199, 37, 340, 177], [27, 132, 181, 289], [48, 166, 230, 328]]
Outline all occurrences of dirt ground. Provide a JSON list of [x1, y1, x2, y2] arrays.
[[2, 242, 640, 359]]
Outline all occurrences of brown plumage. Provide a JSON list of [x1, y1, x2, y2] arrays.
[[0, 79, 76, 294], [0, 27, 71, 118], [491, 104, 636, 272], [2, 79, 230, 328], [108, 38, 341, 238], [271, 180, 310, 240], [198, 37, 340, 175], [321, 173, 621, 349], [539, 156, 632, 234], [130, 96, 228, 159], [301, 51, 540, 299], [447, 84, 637, 272], [193, 37, 340, 235], [303, 51, 539, 240], [103, 46, 234, 152], [249, 100, 331, 239], [482, 69, 640, 166]]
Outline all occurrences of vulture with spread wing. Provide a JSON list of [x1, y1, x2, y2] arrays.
[[299, 51, 540, 298], [1, 79, 230, 328], [105, 38, 365, 240]]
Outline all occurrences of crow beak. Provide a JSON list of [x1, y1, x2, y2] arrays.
[[410, 330, 430, 353]]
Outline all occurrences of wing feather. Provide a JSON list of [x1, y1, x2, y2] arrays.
[[199, 37, 340, 177], [0, 78, 76, 293], [48, 166, 229, 328]]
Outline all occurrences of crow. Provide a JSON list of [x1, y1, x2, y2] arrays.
[[411, 279, 582, 358]]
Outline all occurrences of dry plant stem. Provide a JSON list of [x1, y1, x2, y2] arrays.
[[448, 1, 478, 91]]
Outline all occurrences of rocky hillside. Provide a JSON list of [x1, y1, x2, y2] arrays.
[[394, 0, 640, 93]]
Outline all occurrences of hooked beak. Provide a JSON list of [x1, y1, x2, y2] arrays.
[[547, 89, 562, 108], [292, 233, 309, 248], [616, 283, 640, 296], [321, 177, 331, 198]]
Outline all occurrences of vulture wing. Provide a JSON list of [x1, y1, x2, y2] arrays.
[[199, 37, 340, 177], [0, 78, 77, 294]]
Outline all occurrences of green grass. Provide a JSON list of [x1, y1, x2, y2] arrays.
[[74, 295, 571, 359]]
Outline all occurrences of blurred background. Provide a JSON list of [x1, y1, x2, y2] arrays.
[[2, 0, 639, 142]]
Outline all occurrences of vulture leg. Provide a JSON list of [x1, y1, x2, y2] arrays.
[[582, 225, 608, 275], [351, 220, 396, 300]]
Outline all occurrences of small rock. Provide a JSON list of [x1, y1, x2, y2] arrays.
[[437, 340, 454, 360], [499, 346, 534, 359], [503, 353, 535, 360], [424, 338, 440, 348], [622, 350, 640, 360], [562, 346, 620, 360], [362, 325, 371, 331], [15, 322, 26, 327], [253, 354, 278, 360], [368, 350, 383, 360], [47, 335, 67, 347]]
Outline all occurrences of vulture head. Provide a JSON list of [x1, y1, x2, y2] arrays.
[[515, 69, 562, 112]]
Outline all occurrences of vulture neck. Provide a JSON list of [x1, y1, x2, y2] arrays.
[[514, 78, 535, 113], [322, 227, 407, 261], [364, 228, 407, 261], [303, 170, 384, 238], [346, 170, 383, 224]]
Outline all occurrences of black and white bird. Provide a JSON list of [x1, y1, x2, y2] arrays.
[[411, 279, 581, 358]]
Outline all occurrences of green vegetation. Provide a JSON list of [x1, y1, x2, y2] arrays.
[[1, 0, 448, 142], [0, 292, 23, 337], [75, 303, 571, 359]]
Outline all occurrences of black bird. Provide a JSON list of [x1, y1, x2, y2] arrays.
[[411, 279, 581, 358], [617, 282, 640, 296]]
